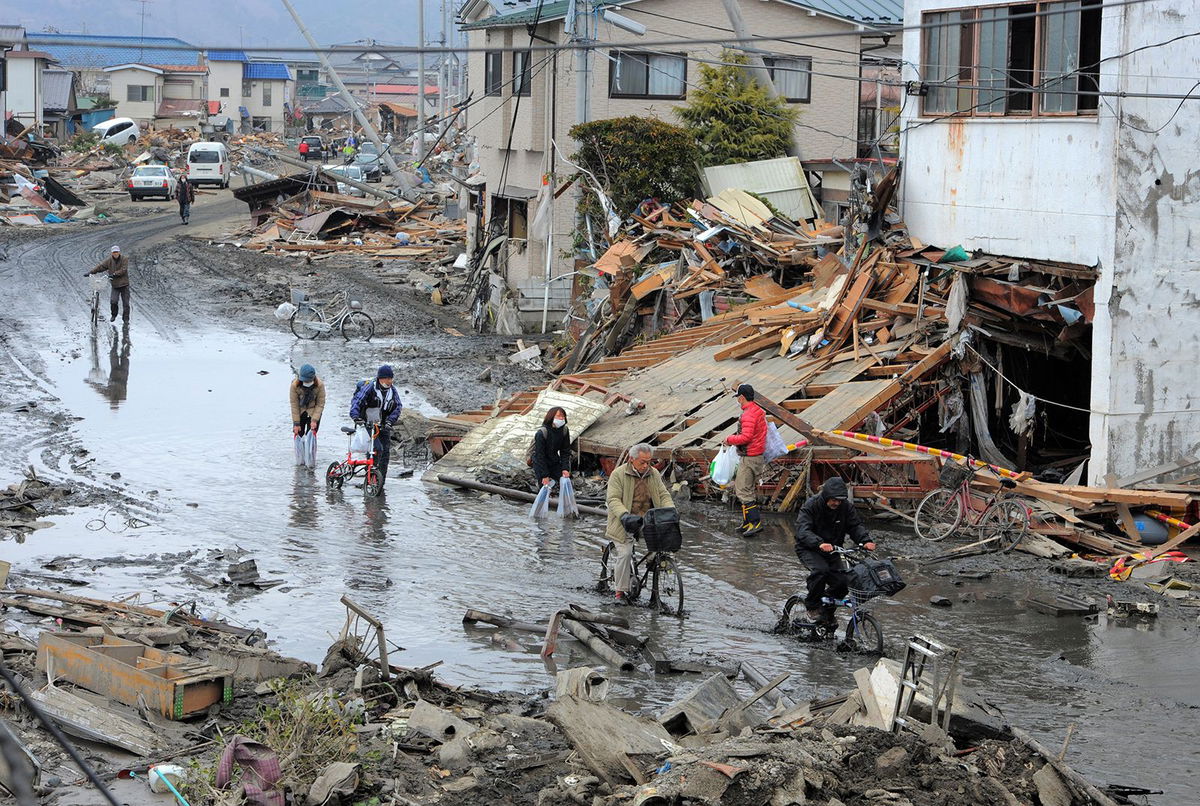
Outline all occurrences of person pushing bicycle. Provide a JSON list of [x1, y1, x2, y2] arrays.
[[794, 476, 876, 622], [349, 365, 401, 490], [606, 442, 674, 605]]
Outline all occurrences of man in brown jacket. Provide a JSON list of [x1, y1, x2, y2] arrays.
[[605, 442, 674, 603], [290, 364, 326, 437], [84, 245, 131, 325]]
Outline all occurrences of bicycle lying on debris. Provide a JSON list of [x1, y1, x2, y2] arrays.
[[773, 546, 905, 655]]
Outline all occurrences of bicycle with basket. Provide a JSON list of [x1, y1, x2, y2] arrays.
[[598, 507, 685, 616], [912, 458, 1030, 552], [774, 546, 905, 655], [287, 289, 375, 341]]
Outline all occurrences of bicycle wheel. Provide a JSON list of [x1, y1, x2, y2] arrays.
[[774, 595, 805, 634], [914, 488, 963, 541], [979, 499, 1029, 552], [290, 306, 325, 339], [364, 467, 383, 497], [843, 612, 884, 655], [598, 542, 615, 592], [651, 554, 684, 616], [325, 461, 344, 489], [340, 311, 375, 341]]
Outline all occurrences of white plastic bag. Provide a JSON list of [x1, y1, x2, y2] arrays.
[[711, 445, 740, 487], [294, 435, 304, 466], [529, 485, 551, 519], [349, 424, 372, 456], [275, 301, 297, 320], [763, 423, 789, 463], [294, 432, 317, 467], [557, 477, 580, 519]]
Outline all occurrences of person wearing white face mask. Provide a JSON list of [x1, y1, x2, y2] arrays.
[[290, 364, 326, 438], [529, 406, 573, 490]]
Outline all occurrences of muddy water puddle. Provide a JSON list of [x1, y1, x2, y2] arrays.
[[1, 303, 1197, 801]]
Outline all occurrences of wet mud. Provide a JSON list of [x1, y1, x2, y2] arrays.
[[0, 200, 1197, 803]]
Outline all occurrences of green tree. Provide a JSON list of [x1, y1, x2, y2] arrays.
[[675, 50, 798, 167], [569, 116, 700, 216]]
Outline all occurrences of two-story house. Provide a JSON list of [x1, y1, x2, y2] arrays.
[[206, 51, 294, 132], [103, 63, 208, 129], [25, 33, 200, 98], [459, 0, 899, 328], [898, 0, 1199, 483]]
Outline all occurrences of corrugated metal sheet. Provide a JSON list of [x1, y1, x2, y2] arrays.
[[42, 70, 74, 112], [463, 0, 900, 29], [207, 49, 247, 62], [702, 157, 818, 222]]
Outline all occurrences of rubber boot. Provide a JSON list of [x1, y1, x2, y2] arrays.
[[741, 504, 764, 537], [735, 504, 751, 535]]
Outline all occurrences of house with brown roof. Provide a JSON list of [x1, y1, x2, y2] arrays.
[[102, 63, 209, 130]]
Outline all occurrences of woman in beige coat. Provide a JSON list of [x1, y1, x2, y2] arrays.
[[290, 364, 326, 437]]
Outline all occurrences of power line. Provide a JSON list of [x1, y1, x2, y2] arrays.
[[22, 0, 1160, 56]]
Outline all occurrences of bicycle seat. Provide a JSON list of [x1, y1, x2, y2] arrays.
[[340, 426, 355, 435], [1001, 478, 1017, 489]]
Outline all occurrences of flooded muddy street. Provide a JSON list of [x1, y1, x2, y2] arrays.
[[1, 205, 1198, 803]]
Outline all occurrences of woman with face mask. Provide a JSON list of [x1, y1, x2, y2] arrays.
[[530, 406, 572, 489], [290, 364, 326, 438]]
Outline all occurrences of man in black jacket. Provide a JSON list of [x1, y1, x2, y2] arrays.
[[794, 476, 876, 620]]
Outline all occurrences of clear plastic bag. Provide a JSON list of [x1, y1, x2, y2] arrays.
[[275, 301, 298, 320], [529, 485, 551, 519], [349, 425, 372, 456], [557, 477, 580, 519], [711, 445, 740, 487], [763, 423, 789, 463], [294, 432, 317, 467]]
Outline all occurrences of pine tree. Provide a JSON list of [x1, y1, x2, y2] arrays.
[[676, 51, 798, 167]]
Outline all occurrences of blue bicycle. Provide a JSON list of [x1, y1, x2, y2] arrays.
[[774, 547, 901, 655]]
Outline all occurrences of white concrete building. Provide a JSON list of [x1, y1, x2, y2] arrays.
[[899, 0, 1200, 482], [4, 49, 55, 130], [459, 0, 900, 327], [205, 50, 293, 132]]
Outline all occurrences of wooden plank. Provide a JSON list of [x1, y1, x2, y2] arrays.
[[1143, 521, 1200, 561], [713, 328, 783, 362], [1049, 485, 1191, 509], [30, 686, 160, 757], [693, 242, 726, 276], [823, 271, 875, 347], [861, 298, 947, 319], [546, 696, 674, 786], [1115, 503, 1142, 543], [800, 380, 894, 430]]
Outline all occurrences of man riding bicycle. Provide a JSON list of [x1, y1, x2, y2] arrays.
[[605, 442, 674, 605], [794, 476, 876, 622]]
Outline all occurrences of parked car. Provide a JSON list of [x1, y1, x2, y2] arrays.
[[93, 117, 141, 146], [353, 143, 385, 182], [322, 164, 366, 197], [186, 142, 232, 188], [299, 135, 325, 162], [127, 164, 178, 201]]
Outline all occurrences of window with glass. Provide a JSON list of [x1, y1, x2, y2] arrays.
[[609, 51, 686, 99], [126, 84, 153, 102], [485, 51, 503, 96], [513, 50, 532, 96], [920, 0, 1100, 117], [764, 56, 812, 103]]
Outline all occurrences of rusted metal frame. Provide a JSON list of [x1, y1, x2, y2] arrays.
[[339, 595, 389, 681]]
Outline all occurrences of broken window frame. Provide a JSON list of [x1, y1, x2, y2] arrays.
[[513, 50, 532, 97], [484, 51, 503, 97], [764, 56, 813, 104], [919, 1, 1101, 119], [608, 50, 687, 100]]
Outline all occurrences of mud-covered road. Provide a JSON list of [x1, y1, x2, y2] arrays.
[[1, 195, 1197, 803]]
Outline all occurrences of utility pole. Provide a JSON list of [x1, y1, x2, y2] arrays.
[[417, 0, 427, 160], [568, 0, 591, 130], [439, 0, 449, 131], [278, 0, 405, 184], [719, 0, 802, 159]]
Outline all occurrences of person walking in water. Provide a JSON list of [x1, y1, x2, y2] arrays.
[[529, 406, 572, 491], [725, 383, 767, 537], [84, 245, 131, 326], [290, 364, 326, 438]]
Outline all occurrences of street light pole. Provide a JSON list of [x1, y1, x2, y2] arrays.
[[417, 0, 427, 160]]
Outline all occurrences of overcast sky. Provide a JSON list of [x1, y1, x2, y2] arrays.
[[9, 0, 460, 51]]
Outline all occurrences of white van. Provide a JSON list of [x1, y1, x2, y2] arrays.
[[92, 117, 141, 146], [186, 142, 232, 188]]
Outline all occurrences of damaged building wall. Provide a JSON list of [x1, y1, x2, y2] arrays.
[[464, 0, 869, 319], [1092, 0, 1200, 483], [898, 0, 1199, 483]]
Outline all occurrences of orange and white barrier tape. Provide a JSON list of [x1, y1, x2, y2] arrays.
[[829, 430, 1025, 480]]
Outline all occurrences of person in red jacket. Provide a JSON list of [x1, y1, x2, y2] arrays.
[[725, 383, 768, 536]]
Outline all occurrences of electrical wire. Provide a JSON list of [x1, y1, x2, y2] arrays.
[[25, 0, 1162, 56]]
